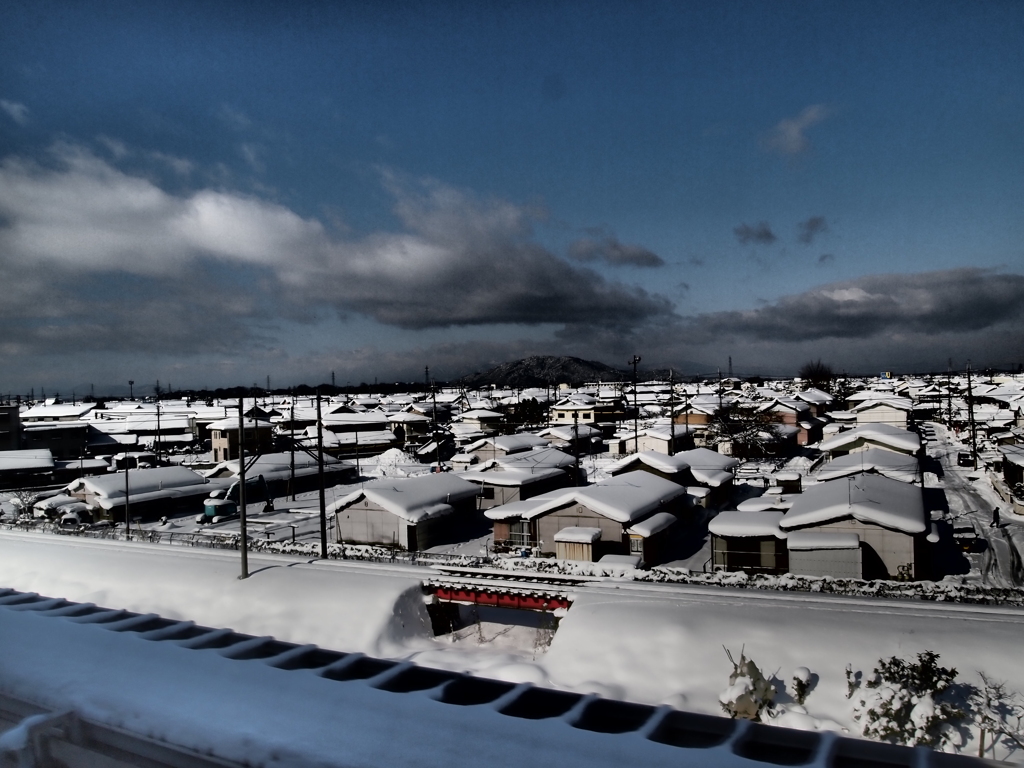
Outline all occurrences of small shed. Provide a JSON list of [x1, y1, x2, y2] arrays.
[[708, 510, 788, 574], [554, 526, 601, 561]]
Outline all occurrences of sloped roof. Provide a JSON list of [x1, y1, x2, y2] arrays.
[[484, 472, 686, 524], [709, 510, 786, 538], [780, 472, 925, 534], [68, 466, 210, 509], [816, 447, 920, 484], [328, 473, 479, 523], [465, 434, 549, 454], [818, 423, 921, 455], [606, 451, 690, 476]]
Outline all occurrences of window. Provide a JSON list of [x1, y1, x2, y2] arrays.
[[629, 537, 643, 554], [510, 520, 531, 546], [582, 412, 592, 420], [480, 487, 495, 500]]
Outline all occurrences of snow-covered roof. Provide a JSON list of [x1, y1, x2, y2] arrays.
[[0, 449, 54, 472], [606, 451, 690, 476], [627, 511, 678, 538], [460, 466, 565, 487], [709, 510, 785, 538], [202, 451, 349, 481], [484, 472, 686, 524], [458, 409, 503, 420], [736, 496, 794, 512], [328, 473, 480, 523], [68, 466, 210, 509], [780, 473, 926, 534], [554, 526, 602, 543], [537, 424, 602, 441], [786, 531, 860, 550], [999, 444, 1024, 468], [20, 402, 96, 420], [817, 423, 921, 455], [816, 447, 920, 484], [465, 434, 549, 454], [851, 397, 914, 413], [207, 417, 273, 431]]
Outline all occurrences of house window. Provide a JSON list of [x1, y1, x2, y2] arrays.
[[509, 520, 530, 546], [583, 412, 592, 420], [480, 487, 495, 500], [629, 537, 643, 554]]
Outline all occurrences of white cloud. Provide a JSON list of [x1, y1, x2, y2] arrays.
[[762, 104, 831, 155], [0, 99, 29, 125]]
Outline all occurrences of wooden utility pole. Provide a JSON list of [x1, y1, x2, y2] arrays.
[[289, 394, 296, 501], [966, 361, 979, 470], [629, 355, 641, 453], [124, 459, 131, 538], [317, 391, 327, 558], [668, 369, 676, 456], [238, 395, 249, 580]]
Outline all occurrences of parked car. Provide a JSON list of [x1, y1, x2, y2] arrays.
[[957, 451, 974, 467]]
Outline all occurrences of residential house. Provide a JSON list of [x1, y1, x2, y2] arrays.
[[817, 423, 921, 458], [484, 472, 688, 562], [328, 473, 480, 551]]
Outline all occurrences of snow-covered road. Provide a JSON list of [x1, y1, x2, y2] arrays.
[[928, 423, 1024, 587]]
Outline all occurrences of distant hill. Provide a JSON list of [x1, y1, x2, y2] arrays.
[[457, 356, 627, 389]]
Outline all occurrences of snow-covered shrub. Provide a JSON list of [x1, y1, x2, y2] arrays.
[[970, 673, 1024, 760], [792, 666, 812, 705], [850, 651, 965, 749], [720, 647, 776, 721]]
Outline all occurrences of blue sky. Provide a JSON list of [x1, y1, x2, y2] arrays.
[[1, 0, 1022, 393]]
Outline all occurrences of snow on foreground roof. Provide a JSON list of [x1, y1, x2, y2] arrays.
[[485, 472, 687, 523], [817, 423, 921, 454], [815, 447, 920, 484], [2, 609, 709, 768], [780, 473, 926, 534], [465, 433, 549, 454], [0, 532, 428, 658], [4, 531, 1024, 761], [328, 473, 480, 523], [543, 591, 1024, 735]]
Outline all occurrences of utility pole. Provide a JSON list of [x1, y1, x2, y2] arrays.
[[317, 390, 327, 558], [573, 410, 580, 484], [668, 368, 676, 456], [124, 457, 131, 539], [946, 359, 953, 428], [966, 361, 979, 470], [238, 395, 249, 580], [289, 393, 296, 501], [629, 355, 641, 453], [128, 380, 134, 401], [155, 399, 161, 463]]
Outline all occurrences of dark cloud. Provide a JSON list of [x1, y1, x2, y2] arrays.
[[567, 234, 665, 267], [733, 221, 777, 245], [798, 216, 828, 244], [688, 269, 1024, 343], [0, 145, 676, 366], [817, 253, 834, 265]]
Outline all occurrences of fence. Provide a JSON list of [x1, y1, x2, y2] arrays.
[[0, 519, 490, 567]]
